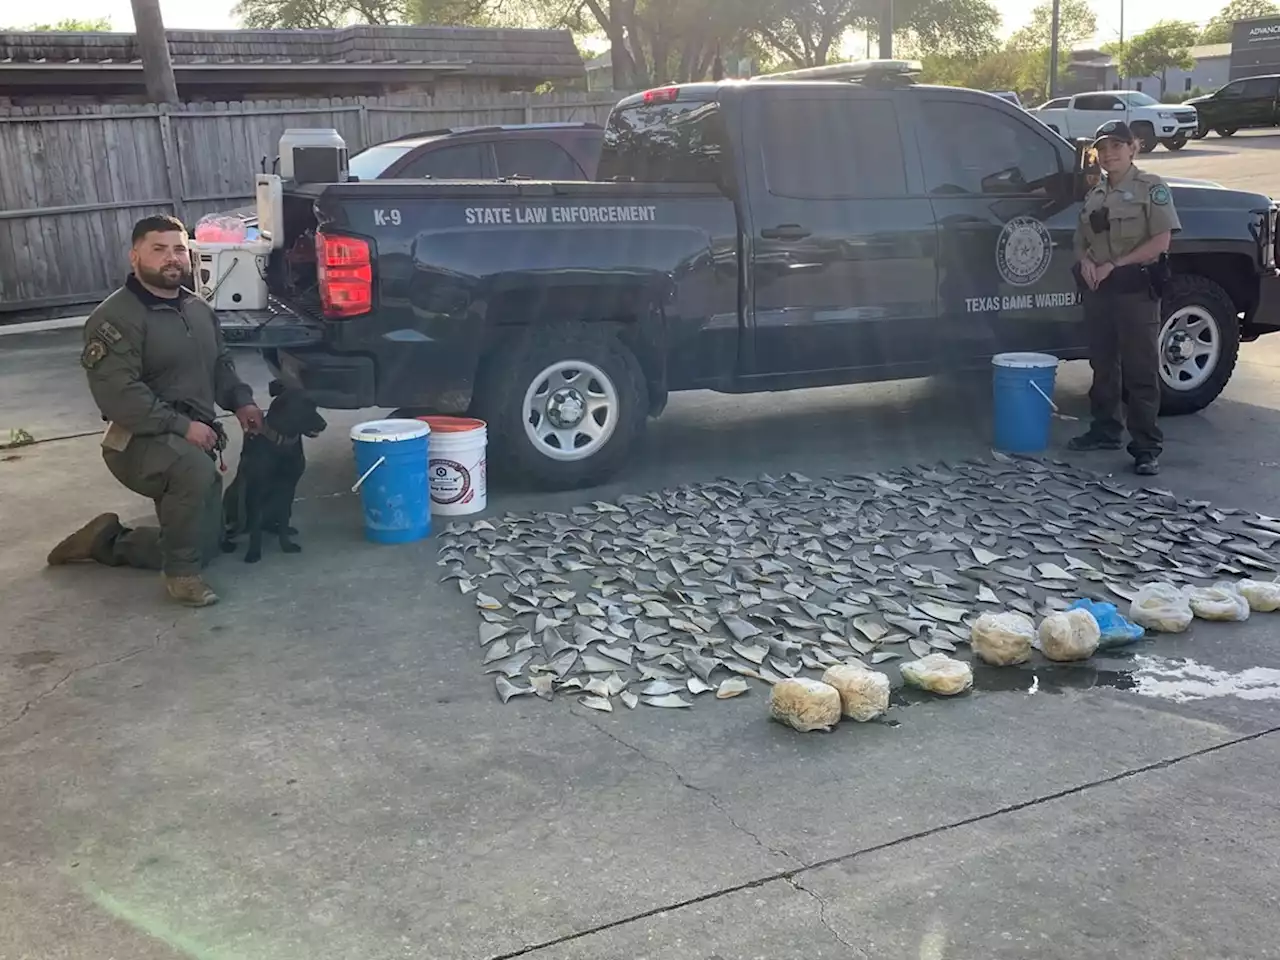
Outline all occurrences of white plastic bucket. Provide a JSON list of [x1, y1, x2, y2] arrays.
[[418, 417, 487, 516]]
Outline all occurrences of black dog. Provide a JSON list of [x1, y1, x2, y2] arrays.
[[221, 381, 327, 563]]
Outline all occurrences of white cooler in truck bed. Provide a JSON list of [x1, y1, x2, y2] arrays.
[[192, 238, 273, 310]]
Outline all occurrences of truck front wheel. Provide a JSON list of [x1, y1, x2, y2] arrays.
[[1160, 134, 1188, 150], [474, 324, 649, 490], [1132, 122, 1158, 153], [1158, 275, 1239, 416]]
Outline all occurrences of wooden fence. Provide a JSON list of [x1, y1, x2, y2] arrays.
[[0, 91, 621, 314]]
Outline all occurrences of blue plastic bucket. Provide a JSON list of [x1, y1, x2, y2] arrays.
[[350, 419, 432, 544], [992, 352, 1059, 454]]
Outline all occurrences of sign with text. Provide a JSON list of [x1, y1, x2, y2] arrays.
[[1230, 16, 1280, 80]]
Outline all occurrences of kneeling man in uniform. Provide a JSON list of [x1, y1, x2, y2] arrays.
[[47, 215, 262, 607]]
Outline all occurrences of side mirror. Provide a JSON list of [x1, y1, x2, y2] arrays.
[[1113, 102, 1126, 110]]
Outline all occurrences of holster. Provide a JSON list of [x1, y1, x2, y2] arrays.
[[1101, 264, 1154, 298]]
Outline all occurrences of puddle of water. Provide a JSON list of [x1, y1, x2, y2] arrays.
[[890, 655, 1280, 708], [889, 660, 1136, 707], [1128, 655, 1280, 703]]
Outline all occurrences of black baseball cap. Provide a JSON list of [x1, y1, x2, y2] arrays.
[[1092, 120, 1136, 146]]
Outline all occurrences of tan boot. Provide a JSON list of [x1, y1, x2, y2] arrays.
[[164, 575, 220, 607], [47, 513, 122, 565]]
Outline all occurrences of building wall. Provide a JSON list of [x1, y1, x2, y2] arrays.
[[1066, 55, 1230, 100]]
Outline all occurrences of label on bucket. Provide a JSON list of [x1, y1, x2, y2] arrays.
[[431, 458, 472, 505]]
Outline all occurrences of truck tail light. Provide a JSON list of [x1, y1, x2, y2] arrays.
[[643, 86, 679, 104], [316, 232, 372, 318]]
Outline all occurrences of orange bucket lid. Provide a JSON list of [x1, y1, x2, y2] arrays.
[[417, 416, 486, 434]]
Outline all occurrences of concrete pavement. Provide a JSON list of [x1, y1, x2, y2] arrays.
[[4, 325, 1280, 959]]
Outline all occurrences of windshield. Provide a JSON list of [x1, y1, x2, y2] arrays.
[[348, 143, 414, 180], [1118, 92, 1160, 106]]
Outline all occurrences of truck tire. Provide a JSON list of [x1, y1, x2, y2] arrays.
[[1191, 123, 1208, 140], [1216, 126, 1238, 137], [1132, 122, 1158, 153], [1158, 274, 1239, 416], [1160, 134, 1188, 150], [473, 324, 649, 490]]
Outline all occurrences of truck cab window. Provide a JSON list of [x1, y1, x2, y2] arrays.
[[758, 97, 906, 199], [598, 99, 727, 183], [399, 143, 488, 179], [1073, 94, 1122, 111], [1239, 76, 1280, 98], [919, 101, 1061, 196]]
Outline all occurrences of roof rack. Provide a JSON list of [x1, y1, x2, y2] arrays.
[[751, 59, 922, 85]]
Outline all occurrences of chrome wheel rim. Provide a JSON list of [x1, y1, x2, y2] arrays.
[[1160, 306, 1220, 392], [522, 359, 619, 462]]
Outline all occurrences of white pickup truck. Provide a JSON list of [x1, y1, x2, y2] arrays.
[[1031, 91, 1199, 152]]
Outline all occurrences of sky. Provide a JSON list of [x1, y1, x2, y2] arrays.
[[17, 0, 1221, 49]]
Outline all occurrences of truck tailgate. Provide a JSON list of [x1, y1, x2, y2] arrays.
[[217, 300, 323, 349]]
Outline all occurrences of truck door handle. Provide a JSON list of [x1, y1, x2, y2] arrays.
[[761, 224, 811, 240]]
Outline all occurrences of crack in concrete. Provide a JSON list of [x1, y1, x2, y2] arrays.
[[785, 875, 868, 958], [1, 625, 172, 733], [577, 711, 798, 866], [488, 722, 1280, 960]]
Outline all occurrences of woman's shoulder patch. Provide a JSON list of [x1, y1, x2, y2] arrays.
[[1150, 183, 1171, 206]]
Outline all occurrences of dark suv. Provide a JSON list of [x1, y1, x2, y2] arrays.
[[1186, 75, 1280, 138], [347, 122, 604, 180]]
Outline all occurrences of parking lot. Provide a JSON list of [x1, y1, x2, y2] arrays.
[[2, 133, 1280, 960]]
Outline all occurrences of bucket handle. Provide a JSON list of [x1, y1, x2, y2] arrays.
[[1029, 380, 1079, 422], [351, 455, 386, 493]]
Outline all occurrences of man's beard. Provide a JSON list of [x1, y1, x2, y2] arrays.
[[137, 263, 190, 291]]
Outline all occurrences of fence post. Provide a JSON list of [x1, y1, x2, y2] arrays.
[[156, 105, 187, 225], [523, 94, 533, 124], [358, 101, 371, 149]]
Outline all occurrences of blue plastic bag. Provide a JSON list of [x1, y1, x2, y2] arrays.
[[1067, 599, 1145, 649]]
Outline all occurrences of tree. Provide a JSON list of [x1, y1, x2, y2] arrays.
[[234, 0, 404, 28], [750, 0, 863, 67], [920, 47, 1031, 91], [1008, 0, 1096, 52], [20, 17, 113, 29], [1119, 20, 1198, 95], [896, 0, 1001, 59], [524, 0, 756, 88], [1200, 0, 1279, 44], [751, 0, 1000, 69]]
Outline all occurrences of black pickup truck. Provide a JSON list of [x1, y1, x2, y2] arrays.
[[229, 66, 1280, 489]]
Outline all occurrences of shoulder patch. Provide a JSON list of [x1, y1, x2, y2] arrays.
[[80, 339, 108, 370], [1150, 184, 1171, 206], [96, 320, 123, 344]]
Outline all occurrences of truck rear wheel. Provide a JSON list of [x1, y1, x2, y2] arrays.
[[1216, 126, 1238, 137], [473, 324, 648, 490], [1158, 274, 1238, 416]]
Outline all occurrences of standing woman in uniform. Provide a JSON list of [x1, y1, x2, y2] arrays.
[[1068, 120, 1181, 476]]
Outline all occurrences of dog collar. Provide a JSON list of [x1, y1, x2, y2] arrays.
[[257, 423, 300, 446]]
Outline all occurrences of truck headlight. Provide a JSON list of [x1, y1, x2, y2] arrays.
[[1158, 111, 1175, 119]]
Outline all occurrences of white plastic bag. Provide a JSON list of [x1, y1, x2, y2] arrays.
[[1238, 579, 1280, 612], [1185, 581, 1250, 622], [971, 611, 1034, 666], [769, 678, 841, 732], [822, 664, 890, 722], [1129, 582, 1193, 633], [901, 653, 973, 696], [1038, 608, 1100, 662]]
